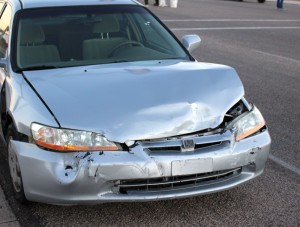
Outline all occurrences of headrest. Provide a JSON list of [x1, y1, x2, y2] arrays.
[[20, 24, 45, 44], [93, 15, 120, 33]]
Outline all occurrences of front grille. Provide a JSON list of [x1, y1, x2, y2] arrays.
[[140, 130, 233, 155], [116, 167, 242, 194], [146, 142, 222, 153]]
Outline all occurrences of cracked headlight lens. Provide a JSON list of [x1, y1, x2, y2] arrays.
[[31, 123, 118, 151], [232, 106, 266, 141]]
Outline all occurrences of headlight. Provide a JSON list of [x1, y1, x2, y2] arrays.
[[230, 106, 266, 141], [31, 123, 119, 152]]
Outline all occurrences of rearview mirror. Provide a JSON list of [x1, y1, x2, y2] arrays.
[[181, 35, 201, 53]]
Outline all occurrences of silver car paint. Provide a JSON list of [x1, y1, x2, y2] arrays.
[[5, 73, 59, 136], [23, 61, 244, 143], [182, 35, 202, 53], [21, 0, 138, 9]]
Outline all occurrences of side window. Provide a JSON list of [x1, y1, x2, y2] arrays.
[[0, 4, 12, 58]]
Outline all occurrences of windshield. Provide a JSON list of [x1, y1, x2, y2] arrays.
[[13, 5, 190, 71]]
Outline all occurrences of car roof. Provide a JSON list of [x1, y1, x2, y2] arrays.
[[10, 0, 140, 9]]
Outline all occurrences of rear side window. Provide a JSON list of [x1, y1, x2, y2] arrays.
[[0, 4, 12, 58]]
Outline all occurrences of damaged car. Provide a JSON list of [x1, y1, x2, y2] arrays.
[[0, 0, 271, 205]]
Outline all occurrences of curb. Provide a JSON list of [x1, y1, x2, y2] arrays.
[[0, 186, 20, 227]]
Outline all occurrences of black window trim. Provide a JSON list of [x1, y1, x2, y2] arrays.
[[0, 2, 7, 18]]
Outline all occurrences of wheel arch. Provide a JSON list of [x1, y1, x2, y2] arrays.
[[1, 82, 28, 143]]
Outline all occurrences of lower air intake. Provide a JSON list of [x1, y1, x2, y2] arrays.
[[116, 167, 242, 194]]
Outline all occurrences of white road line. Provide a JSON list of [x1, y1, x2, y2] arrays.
[[269, 154, 300, 176], [170, 27, 300, 31], [163, 19, 300, 22], [253, 50, 300, 63]]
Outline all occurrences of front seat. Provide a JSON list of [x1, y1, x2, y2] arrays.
[[83, 15, 127, 60], [18, 24, 60, 67]]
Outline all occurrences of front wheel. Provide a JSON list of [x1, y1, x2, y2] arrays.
[[258, 0, 266, 3], [6, 124, 27, 204]]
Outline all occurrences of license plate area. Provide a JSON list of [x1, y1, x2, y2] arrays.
[[171, 158, 213, 176]]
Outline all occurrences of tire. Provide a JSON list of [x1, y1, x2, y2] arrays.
[[6, 124, 28, 204], [258, 0, 265, 3]]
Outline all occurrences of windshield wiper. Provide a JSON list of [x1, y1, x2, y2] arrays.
[[111, 60, 129, 63], [16, 65, 60, 72]]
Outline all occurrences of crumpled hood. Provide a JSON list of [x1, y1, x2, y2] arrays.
[[24, 61, 244, 143]]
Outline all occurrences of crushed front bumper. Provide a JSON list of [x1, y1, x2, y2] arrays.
[[12, 129, 271, 205]]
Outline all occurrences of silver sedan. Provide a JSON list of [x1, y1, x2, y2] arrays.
[[0, 0, 270, 205]]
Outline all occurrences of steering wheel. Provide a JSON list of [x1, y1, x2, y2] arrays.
[[110, 41, 145, 57]]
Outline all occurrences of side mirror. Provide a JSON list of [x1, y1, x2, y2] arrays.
[[181, 35, 201, 53]]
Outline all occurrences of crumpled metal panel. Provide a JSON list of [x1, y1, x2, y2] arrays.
[[23, 61, 244, 143]]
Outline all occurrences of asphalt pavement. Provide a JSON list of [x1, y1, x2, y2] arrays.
[[0, 0, 299, 226]]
